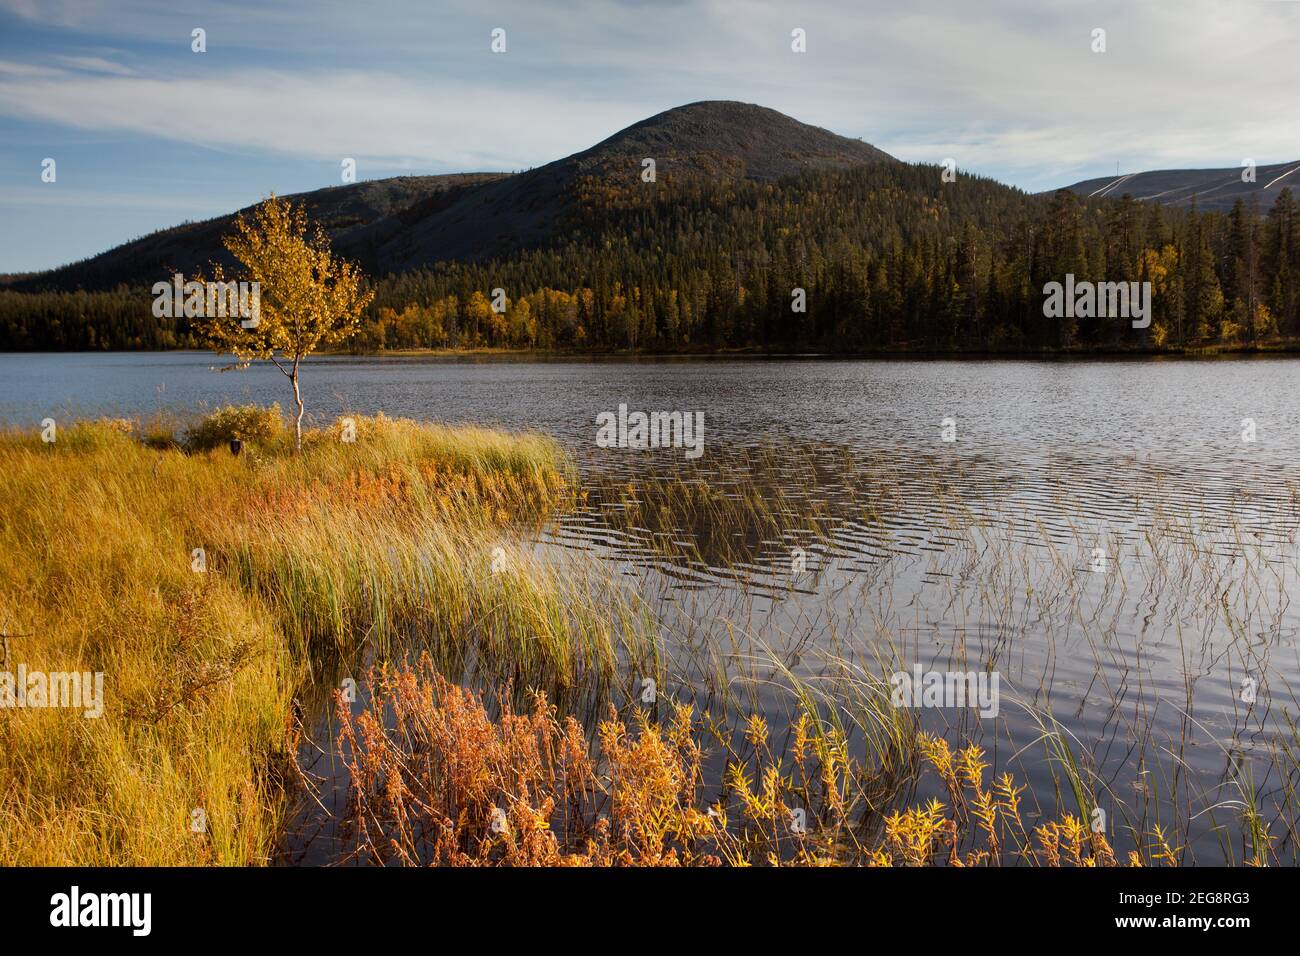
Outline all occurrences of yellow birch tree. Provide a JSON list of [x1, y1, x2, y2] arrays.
[[197, 195, 374, 449]]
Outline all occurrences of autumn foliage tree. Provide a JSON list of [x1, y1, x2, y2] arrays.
[[198, 195, 373, 448]]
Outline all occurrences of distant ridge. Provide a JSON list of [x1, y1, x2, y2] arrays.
[[4, 173, 507, 294], [1057, 160, 1300, 213]]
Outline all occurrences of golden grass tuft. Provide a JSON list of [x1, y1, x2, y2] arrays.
[[0, 411, 613, 865]]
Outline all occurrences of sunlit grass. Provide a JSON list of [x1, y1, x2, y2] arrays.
[[0, 410, 650, 865]]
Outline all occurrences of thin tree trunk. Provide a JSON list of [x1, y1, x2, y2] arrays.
[[291, 361, 304, 451]]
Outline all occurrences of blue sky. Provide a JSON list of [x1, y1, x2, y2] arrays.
[[2, 0, 1297, 274]]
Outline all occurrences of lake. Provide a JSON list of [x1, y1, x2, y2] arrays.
[[5, 350, 1300, 864]]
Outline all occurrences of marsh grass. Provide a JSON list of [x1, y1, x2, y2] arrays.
[[332, 655, 903, 866], [560, 441, 1300, 864], [0, 409, 649, 865], [330, 657, 1175, 866]]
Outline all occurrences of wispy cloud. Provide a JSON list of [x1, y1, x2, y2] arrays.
[[0, 59, 63, 77], [51, 55, 135, 76], [0, 65, 637, 171]]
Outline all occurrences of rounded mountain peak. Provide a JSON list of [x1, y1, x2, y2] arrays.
[[577, 100, 896, 181]]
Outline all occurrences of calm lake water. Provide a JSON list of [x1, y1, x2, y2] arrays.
[[6, 351, 1300, 864]]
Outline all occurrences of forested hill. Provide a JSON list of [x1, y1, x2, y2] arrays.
[[2, 102, 1299, 354], [9, 101, 896, 294]]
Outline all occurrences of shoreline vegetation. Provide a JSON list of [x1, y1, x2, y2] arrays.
[[0, 408, 613, 864], [15, 340, 1300, 359], [333, 658, 1131, 867], [343, 338, 1300, 358], [0, 405, 1290, 866]]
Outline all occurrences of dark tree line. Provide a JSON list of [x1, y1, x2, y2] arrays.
[[3, 161, 1297, 354]]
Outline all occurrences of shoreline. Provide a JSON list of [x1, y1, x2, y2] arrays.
[[8, 343, 1300, 361]]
